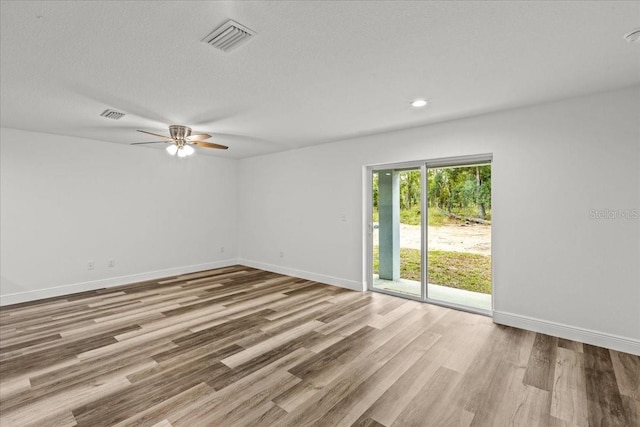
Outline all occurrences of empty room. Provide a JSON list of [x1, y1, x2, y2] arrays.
[[1, 1, 639, 426]]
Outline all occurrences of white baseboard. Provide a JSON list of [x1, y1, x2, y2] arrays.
[[493, 311, 640, 356], [238, 258, 364, 292], [0, 259, 240, 306]]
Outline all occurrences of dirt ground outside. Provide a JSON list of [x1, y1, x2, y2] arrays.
[[373, 223, 491, 256]]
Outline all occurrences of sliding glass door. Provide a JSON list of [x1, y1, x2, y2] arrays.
[[368, 156, 492, 314]]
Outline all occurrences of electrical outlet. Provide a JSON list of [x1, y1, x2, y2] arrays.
[[108, 260, 115, 268], [88, 260, 95, 270], [279, 251, 284, 258], [220, 246, 225, 253]]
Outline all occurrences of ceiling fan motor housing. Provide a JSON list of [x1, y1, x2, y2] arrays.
[[169, 125, 191, 140]]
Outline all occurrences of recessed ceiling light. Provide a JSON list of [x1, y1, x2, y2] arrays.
[[624, 28, 640, 43], [410, 99, 428, 108]]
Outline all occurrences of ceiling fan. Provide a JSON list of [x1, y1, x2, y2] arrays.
[[132, 125, 228, 157]]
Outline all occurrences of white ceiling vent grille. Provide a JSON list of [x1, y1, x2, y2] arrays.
[[100, 109, 125, 120], [202, 20, 255, 52]]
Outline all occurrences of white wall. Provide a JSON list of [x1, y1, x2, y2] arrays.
[[1, 128, 238, 304], [238, 86, 640, 353]]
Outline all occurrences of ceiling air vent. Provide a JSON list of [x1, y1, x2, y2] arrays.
[[202, 19, 255, 52], [100, 109, 125, 120]]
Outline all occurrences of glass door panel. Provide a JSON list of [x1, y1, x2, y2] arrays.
[[371, 168, 422, 298], [426, 164, 492, 311]]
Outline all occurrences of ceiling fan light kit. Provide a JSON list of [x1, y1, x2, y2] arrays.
[[166, 144, 179, 156], [132, 125, 228, 157], [174, 144, 194, 157]]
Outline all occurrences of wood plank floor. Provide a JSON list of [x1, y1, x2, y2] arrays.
[[1, 266, 638, 426]]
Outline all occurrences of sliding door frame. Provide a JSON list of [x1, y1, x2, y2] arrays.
[[365, 154, 493, 316]]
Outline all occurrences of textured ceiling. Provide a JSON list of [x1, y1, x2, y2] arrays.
[[1, 1, 639, 159]]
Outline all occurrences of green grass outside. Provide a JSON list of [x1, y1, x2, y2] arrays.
[[373, 246, 492, 294]]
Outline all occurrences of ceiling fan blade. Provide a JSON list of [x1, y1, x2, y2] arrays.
[[136, 130, 173, 140], [131, 141, 167, 145], [186, 133, 212, 141], [192, 141, 228, 150]]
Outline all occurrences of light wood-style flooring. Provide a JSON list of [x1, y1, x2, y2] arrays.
[[1, 266, 638, 426]]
